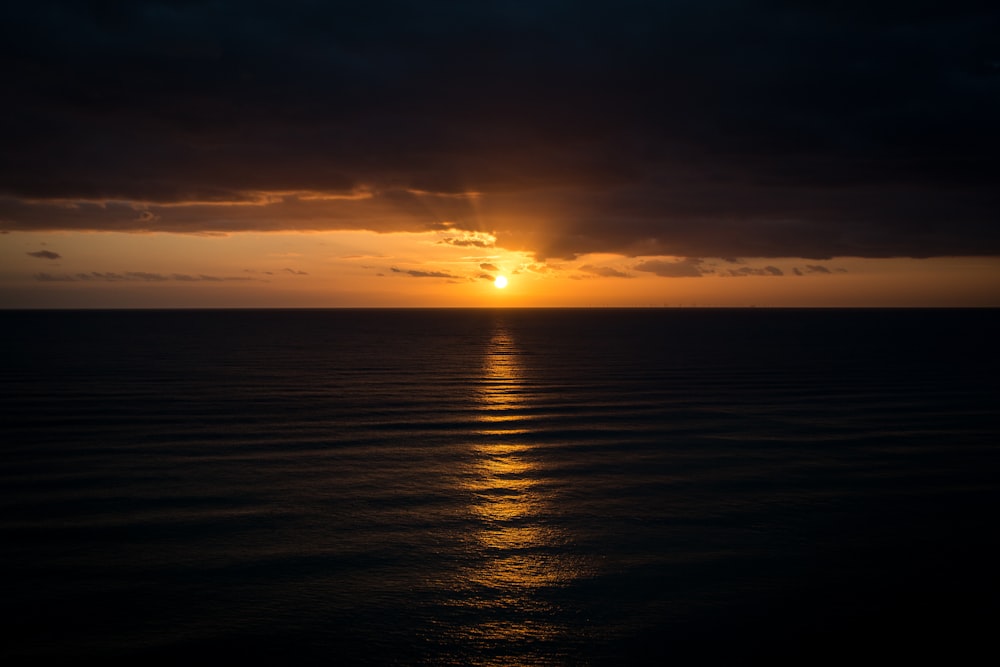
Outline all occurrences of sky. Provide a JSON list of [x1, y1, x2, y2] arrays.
[[2, 0, 999, 307]]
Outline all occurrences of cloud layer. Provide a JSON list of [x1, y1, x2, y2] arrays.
[[2, 1, 998, 259]]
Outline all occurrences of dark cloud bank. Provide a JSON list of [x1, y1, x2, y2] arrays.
[[2, 1, 998, 259]]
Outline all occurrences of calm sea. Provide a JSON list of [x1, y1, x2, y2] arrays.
[[2, 309, 998, 664]]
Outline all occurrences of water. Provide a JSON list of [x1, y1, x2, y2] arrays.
[[2, 309, 998, 664]]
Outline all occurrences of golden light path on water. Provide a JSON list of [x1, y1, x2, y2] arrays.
[[449, 319, 592, 665]]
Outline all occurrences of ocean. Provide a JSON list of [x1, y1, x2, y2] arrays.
[[2, 308, 998, 664]]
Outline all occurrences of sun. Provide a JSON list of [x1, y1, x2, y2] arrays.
[[494, 275, 508, 289]]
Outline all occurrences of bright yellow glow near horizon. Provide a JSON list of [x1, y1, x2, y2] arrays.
[[2, 230, 1000, 307]]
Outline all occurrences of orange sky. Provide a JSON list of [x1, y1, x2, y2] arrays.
[[3, 229, 998, 308], [3, 5, 999, 309]]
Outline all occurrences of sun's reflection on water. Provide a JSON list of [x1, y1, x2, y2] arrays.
[[447, 320, 588, 664]]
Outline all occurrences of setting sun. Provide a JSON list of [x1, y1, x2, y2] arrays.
[[494, 275, 508, 289]]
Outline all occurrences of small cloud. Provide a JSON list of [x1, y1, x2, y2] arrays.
[[34, 272, 72, 281], [793, 267, 804, 276], [439, 231, 497, 248], [805, 264, 832, 274], [633, 258, 705, 277], [27, 250, 61, 260], [91, 272, 126, 281], [523, 262, 559, 275], [127, 271, 169, 281], [579, 264, 631, 278], [283, 268, 309, 276], [480, 262, 499, 272], [179, 273, 255, 282], [390, 266, 459, 279], [727, 265, 784, 277]]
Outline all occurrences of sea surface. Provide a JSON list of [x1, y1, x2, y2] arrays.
[[2, 308, 999, 664]]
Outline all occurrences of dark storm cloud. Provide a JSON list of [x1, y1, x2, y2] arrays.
[[2, 1, 999, 258], [27, 250, 61, 260]]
